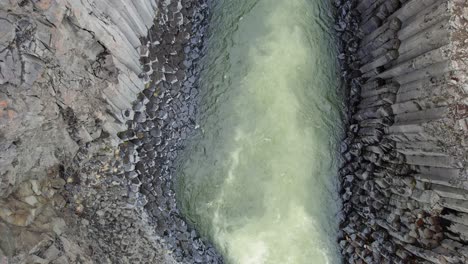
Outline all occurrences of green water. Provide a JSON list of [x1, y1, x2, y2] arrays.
[[176, 0, 343, 263]]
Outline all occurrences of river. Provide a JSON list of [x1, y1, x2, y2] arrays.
[[176, 0, 344, 263]]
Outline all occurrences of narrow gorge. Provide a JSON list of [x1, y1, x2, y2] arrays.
[[176, 0, 342, 263], [0, 0, 467, 264]]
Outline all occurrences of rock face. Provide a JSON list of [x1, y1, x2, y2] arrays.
[[335, 0, 468, 263], [0, 0, 204, 263], [118, 0, 224, 262], [0, 0, 158, 199]]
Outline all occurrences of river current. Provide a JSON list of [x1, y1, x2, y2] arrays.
[[176, 0, 344, 263]]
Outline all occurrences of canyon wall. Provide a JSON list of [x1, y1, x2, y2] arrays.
[[0, 0, 156, 198], [336, 0, 468, 263], [0, 0, 222, 263], [0, 1, 180, 263]]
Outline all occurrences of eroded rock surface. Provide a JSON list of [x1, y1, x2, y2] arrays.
[[0, 0, 198, 263], [336, 0, 468, 263]]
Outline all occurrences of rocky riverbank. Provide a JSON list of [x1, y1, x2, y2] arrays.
[[120, 0, 224, 262], [0, 0, 222, 263], [335, 0, 468, 263]]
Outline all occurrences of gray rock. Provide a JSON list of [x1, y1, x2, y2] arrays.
[[0, 19, 15, 50]]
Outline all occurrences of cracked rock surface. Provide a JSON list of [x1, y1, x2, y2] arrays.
[[0, 0, 219, 263]]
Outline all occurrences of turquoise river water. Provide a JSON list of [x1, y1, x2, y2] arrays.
[[176, 0, 344, 263]]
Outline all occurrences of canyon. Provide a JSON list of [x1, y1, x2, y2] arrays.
[[0, 0, 467, 263]]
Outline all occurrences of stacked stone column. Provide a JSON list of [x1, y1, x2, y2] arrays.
[[336, 0, 468, 263]]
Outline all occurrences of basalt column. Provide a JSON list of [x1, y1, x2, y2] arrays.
[[120, 0, 224, 262], [336, 0, 468, 263]]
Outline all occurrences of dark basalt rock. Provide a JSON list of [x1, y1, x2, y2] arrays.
[[117, 0, 224, 263], [335, 0, 468, 263]]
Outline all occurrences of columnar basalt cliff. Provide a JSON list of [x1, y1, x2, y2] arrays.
[[120, 0, 223, 262], [0, 0, 221, 263], [336, 0, 468, 262]]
